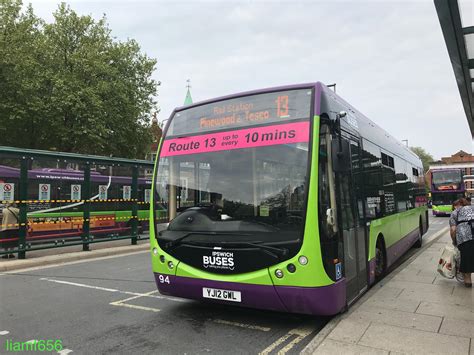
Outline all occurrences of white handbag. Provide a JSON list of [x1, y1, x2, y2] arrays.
[[437, 244, 459, 279]]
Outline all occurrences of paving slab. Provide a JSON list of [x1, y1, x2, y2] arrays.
[[358, 323, 470, 354], [326, 318, 371, 344], [417, 268, 438, 277], [432, 276, 459, 286], [439, 317, 474, 338], [416, 301, 473, 322], [313, 339, 389, 355], [386, 280, 454, 295], [452, 284, 474, 299], [358, 296, 421, 313], [369, 286, 404, 299], [351, 307, 442, 332], [430, 245, 447, 253], [391, 272, 436, 284], [397, 287, 470, 306]]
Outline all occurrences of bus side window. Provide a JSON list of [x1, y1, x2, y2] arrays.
[[394, 157, 408, 212], [361, 139, 382, 219], [381, 151, 396, 215]]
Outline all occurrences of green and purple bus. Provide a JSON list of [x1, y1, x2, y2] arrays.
[[430, 168, 465, 216], [150, 83, 428, 315]]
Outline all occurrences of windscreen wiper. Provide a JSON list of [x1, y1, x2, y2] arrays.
[[161, 232, 289, 259], [161, 231, 252, 249]]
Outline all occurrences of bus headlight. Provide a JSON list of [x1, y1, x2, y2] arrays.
[[152, 248, 159, 256], [275, 269, 284, 278], [298, 256, 308, 265], [168, 261, 174, 269]]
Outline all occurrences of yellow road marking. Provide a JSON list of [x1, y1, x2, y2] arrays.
[[211, 319, 271, 332], [278, 327, 313, 353], [259, 325, 314, 354], [259, 334, 292, 354]]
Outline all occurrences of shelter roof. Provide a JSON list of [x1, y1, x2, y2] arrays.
[[435, 0, 474, 137]]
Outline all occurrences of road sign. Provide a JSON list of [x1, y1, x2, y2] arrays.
[[39, 183, 51, 200], [99, 185, 108, 200], [123, 185, 131, 200], [71, 184, 81, 200], [0, 183, 15, 201]]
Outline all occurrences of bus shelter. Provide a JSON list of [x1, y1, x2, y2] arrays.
[[0, 146, 155, 259], [435, 0, 474, 137]]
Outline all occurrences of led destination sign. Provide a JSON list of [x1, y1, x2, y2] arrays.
[[161, 121, 310, 157], [166, 89, 312, 137]]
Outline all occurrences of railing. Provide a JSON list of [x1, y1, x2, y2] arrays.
[[0, 146, 156, 259]]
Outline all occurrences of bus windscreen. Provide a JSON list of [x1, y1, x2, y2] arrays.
[[432, 170, 462, 191], [155, 89, 313, 250]]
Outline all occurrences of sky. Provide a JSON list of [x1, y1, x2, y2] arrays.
[[27, 0, 474, 160]]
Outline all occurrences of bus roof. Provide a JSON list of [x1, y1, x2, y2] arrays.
[[166, 82, 423, 171], [317, 83, 423, 169]]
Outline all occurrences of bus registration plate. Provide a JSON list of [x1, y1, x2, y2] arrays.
[[202, 287, 241, 302]]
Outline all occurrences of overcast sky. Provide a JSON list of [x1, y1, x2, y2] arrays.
[[28, 0, 474, 160]]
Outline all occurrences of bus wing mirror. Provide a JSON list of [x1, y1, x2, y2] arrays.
[[331, 138, 351, 173]]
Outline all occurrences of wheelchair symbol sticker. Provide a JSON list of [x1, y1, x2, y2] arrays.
[[335, 262, 342, 280]]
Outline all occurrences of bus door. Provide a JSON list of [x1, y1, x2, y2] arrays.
[[334, 133, 368, 304]]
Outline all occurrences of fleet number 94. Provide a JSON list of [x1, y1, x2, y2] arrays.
[[158, 275, 170, 284]]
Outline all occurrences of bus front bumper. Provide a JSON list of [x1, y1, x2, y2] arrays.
[[433, 210, 450, 216], [154, 273, 345, 316]]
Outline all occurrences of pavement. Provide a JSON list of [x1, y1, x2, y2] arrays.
[[302, 223, 473, 355], [0, 228, 165, 272], [0, 238, 149, 272]]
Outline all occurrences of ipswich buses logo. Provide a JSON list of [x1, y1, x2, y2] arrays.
[[203, 251, 235, 271]]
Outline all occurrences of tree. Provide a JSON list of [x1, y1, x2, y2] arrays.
[[0, 0, 46, 144], [410, 146, 434, 173], [0, 1, 158, 158]]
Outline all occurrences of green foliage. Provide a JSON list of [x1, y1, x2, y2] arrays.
[[410, 146, 434, 173], [0, 0, 158, 158]]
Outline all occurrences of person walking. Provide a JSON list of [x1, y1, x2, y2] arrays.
[[1, 202, 20, 259], [450, 198, 474, 287]]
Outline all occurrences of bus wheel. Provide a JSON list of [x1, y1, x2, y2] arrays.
[[413, 219, 423, 248], [375, 238, 386, 281]]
